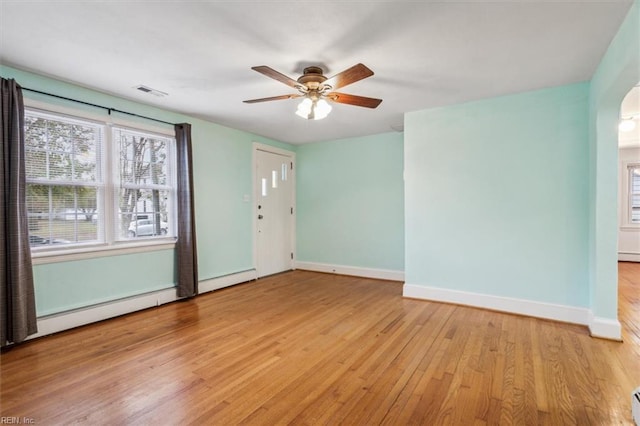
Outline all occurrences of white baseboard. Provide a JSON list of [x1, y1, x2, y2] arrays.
[[31, 270, 257, 340], [403, 283, 623, 341], [403, 282, 592, 325], [618, 252, 640, 262], [199, 269, 257, 293], [28, 271, 623, 342], [588, 315, 622, 341], [295, 261, 404, 282]]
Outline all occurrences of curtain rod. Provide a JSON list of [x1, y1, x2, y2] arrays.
[[22, 87, 177, 127]]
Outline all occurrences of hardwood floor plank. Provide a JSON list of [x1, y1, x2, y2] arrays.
[[2, 266, 640, 425]]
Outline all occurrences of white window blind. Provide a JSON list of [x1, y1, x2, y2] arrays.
[[25, 110, 103, 246], [630, 165, 640, 224]]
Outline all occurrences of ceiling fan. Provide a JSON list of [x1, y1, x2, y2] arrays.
[[243, 63, 382, 120]]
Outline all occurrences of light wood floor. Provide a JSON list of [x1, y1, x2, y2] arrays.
[[2, 264, 640, 425]]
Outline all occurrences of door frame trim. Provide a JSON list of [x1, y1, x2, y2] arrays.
[[252, 142, 296, 277]]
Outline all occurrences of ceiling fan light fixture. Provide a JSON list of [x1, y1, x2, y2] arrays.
[[295, 98, 313, 119], [314, 99, 332, 119], [295, 97, 331, 120]]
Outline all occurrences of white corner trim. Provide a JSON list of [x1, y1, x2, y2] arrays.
[[403, 283, 591, 326], [199, 269, 257, 293], [588, 315, 622, 341], [296, 261, 405, 282], [30, 270, 258, 340]]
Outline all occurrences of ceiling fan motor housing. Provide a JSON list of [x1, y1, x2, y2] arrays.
[[297, 66, 328, 90]]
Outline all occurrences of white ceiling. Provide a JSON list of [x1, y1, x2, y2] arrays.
[[0, 0, 634, 145]]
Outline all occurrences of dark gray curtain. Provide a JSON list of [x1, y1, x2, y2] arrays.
[[175, 123, 198, 297], [1, 78, 37, 346]]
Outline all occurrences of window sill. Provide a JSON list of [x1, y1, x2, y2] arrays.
[[31, 239, 177, 265], [620, 225, 640, 232]]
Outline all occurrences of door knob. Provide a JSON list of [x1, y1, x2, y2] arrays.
[[258, 215, 263, 219]]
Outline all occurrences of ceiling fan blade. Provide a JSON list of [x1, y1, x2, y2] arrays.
[[243, 94, 301, 104], [326, 92, 382, 109], [323, 63, 374, 91], [251, 66, 301, 89]]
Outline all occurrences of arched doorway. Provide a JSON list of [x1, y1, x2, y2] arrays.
[[588, 1, 639, 340], [617, 84, 640, 342], [618, 85, 640, 261]]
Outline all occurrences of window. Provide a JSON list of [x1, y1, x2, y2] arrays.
[[114, 127, 174, 239], [630, 165, 640, 224], [25, 107, 176, 251], [25, 110, 103, 246]]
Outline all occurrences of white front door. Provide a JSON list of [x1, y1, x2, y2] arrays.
[[255, 145, 294, 278]]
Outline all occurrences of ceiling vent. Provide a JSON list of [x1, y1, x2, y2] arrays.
[[134, 85, 168, 97]]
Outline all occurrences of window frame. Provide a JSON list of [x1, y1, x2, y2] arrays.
[[111, 124, 177, 243], [627, 163, 640, 227], [24, 99, 177, 265], [620, 160, 640, 231], [24, 108, 105, 248]]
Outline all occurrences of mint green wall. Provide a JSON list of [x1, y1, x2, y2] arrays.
[[588, 0, 640, 320], [33, 251, 176, 316], [296, 132, 404, 271], [1, 65, 293, 316], [405, 83, 590, 306]]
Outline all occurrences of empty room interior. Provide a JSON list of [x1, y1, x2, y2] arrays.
[[1, 1, 640, 424]]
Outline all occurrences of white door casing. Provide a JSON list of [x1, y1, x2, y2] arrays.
[[253, 143, 295, 277]]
